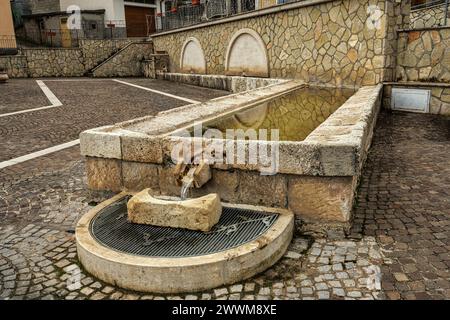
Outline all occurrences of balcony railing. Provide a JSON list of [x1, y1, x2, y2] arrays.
[[156, 0, 302, 32], [157, 4, 205, 32], [411, 0, 447, 10], [410, 0, 449, 27], [0, 35, 18, 55], [16, 20, 150, 48]]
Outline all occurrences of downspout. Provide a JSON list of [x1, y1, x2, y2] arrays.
[[445, 0, 449, 26]]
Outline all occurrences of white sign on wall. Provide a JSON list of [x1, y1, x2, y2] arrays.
[[391, 88, 431, 113]]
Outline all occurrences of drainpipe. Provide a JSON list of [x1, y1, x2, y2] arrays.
[[225, 0, 231, 16], [445, 0, 449, 26]]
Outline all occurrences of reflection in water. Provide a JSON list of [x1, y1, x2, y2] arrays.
[[204, 86, 355, 142]]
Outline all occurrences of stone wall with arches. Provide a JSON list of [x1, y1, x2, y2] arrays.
[[152, 0, 410, 87], [225, 28, 269, 77], [180, 37, 207, 74]]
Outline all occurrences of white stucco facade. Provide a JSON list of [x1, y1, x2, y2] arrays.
[[59, 0, 126, 23], [180, 37, 207, 74]]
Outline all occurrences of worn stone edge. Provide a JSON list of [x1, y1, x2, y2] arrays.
[[76, 192, 294, 293]]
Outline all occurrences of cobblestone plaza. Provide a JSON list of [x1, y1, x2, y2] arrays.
[[0, 78, 448, 300], [1, 0, 449, 303]]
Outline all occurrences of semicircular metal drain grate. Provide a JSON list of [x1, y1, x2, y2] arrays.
[[90, 198, 278, 258]]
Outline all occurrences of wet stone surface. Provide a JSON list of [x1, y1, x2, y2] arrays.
[[0, 105, 449, 299]]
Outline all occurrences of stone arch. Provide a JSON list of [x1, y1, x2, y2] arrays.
[[225, 28, 269, 77], [180, 37, 207, 74]]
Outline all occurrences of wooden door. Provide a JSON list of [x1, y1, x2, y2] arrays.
[[125, 6, 155, 37], [60, 18, 72, 48]]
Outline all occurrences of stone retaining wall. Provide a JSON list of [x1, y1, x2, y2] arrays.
[[396, 27, 450, 83], [0, 55, 28, 78], [92, 42, 154, 77], [80, 39, 138, 71], [26, 48, 86, 77], [152, 0, 410, 87], [0, 49, 85, 77], [0, 39, 151, 78]]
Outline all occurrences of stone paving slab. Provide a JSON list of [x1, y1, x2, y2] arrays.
[[0, 79, 229, 162]]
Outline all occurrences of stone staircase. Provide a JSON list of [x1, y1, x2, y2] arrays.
[[84, 46, 123, 76], [89, 40, 154, 78]]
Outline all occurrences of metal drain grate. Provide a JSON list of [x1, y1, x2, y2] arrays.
[[90, 198, 278, 258]]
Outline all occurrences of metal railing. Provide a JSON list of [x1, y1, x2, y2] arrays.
[[20, 29, 81, 48], [157, 4, 205, 32], [410, 0, 449, 27], [1, 34, 133, 72], [17, 20, 150, 48], [0, 35, 18, 49], [0, 35, 19, 55], [411, 0, 447, 10], [156, 0, 302, 32]]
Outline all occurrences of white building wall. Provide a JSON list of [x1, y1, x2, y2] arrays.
[[59, 0, 126, 24], [124, 1, 157, 9]]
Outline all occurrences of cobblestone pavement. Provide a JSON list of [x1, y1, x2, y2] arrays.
[[0, 80, 49, 114], [0, 79, 228, 161], [122, 79, 230, 102], [351, 111, 450, 300], [0, 102, 449, 299]]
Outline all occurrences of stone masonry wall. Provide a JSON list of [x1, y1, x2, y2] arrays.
[[92, 42, 154, 77], [396, 27, 450, 82], [410, 4, 448, 29], [25, 48, 86, 77], [385, 0, 411, 83], [80, 39, 137, 71], [0, 49, 85, 77], [0, 55, 28, 78], [152, 0, 410, 87], [0, 39, 150, 78]]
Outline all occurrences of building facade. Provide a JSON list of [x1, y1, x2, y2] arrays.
[[0, 0, 17, 55], [19, 0, 157, 47]]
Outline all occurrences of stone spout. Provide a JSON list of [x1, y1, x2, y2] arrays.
[[127, 189, 222, 232], [174, 161, 212, 189]]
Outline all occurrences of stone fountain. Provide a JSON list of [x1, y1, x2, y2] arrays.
[[75, 74, 382, 293], [76, 159, 293, 293]]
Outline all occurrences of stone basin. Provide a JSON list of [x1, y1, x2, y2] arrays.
[[76, 193, 294, 293], [127, 189, 222, 232], [80, 75, 382, 231]]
